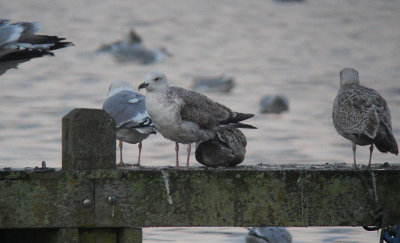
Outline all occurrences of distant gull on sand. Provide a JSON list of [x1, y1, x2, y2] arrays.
[[139, 71, 256, 168], [0, 19, 73, 75], [103, 80, 156, 166], [97, 29, 171, 64], [191, 74, 235, 93], [195, 126, 247, 167], [332, 67, 398, 168]]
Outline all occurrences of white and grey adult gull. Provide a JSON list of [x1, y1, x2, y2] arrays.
[[97, 29, 171, 64], [103, 80, 156, 166], [138, 71, 256, 168], [332, 67, 398, 168], [0, 19, 73, 75]]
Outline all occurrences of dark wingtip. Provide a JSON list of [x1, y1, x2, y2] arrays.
[[229, 123, 257, 129], [49, 41, 74, 50], [225, 112, 255, 124], [237, 113, 254, 120]]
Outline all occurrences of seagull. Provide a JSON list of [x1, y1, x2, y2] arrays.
[[103, 80, 156, 166], [195, 126, 247, 167], [97, 29, 142, 52], [139, 71, 256, 168], [191, 74, 235, 93], [259, 94, 289, 114], [332, 68, 398, 168], [0, 19, 73, 75], [246, 227, 292, 243], [97, 29, 171, 64]]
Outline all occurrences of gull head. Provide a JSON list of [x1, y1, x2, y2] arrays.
[[107, 80, 134, 98], [139, 71, 169, 92], [340, 68, 360, 87]]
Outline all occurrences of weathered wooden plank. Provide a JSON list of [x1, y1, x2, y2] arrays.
[[0, 170, 95, 228], [79, 228, 118, 243], [1, 165, 399, 228], [0, 228, 59, 243]]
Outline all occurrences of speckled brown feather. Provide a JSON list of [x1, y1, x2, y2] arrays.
[[333, 84, 398, 154], [171, 87, 234, 129]]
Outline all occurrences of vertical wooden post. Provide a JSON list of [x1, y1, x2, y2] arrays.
[[61, 108, 138, 242], [57, 228, 79, 243], [62, 108, 116, 170]]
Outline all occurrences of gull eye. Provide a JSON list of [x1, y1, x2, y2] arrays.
[[154, 77, 160, 81]]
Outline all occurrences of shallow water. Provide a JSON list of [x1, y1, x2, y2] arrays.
[[144, 227, 380, 243], [0, 0, 398, 242]]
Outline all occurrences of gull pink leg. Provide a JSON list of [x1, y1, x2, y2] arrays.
[[186, 144, 191, 167], [117, 140, 124, 166], [175, 142, 179, 168], [137, 141, 142, 166], [368, 144, 374, 168], [352, 142, 358, 169]]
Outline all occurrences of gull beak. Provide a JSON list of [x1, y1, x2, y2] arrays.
[[138, 82, 148, 90]]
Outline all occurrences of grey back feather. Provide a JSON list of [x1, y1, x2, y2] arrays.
[[103, 90, 149, 129]]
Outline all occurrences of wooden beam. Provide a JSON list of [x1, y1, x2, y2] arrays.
[[1, 165, 399, 228], [1, 108, 399, 243]]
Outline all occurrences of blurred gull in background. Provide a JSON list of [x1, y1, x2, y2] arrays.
[[191, 74, 235, 93], [103, 80, 156, 166], [97, 28, 171, 64], [246, 227, 292, 243], [259, 94, 289, 114], [0, 19, 73, 75]]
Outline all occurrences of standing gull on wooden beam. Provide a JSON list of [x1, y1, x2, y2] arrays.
[[103, 80, 156, 166], [332, 68, 398, 168], [139, 71, 256, 168]]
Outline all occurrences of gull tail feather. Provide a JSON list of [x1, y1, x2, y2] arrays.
[[374, 122, 398, 155]]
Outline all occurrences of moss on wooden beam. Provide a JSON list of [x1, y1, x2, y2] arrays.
[[1, 164, 399, 228]]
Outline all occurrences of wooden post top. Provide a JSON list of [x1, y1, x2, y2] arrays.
[[62, 108, 116, 170]]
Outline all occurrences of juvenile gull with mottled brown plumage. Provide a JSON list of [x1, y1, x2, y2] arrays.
[[332, 67, 398, 168], [195, 126, 247, 167], [139, 71, 256, 168]]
